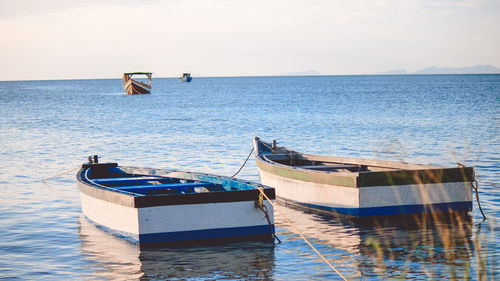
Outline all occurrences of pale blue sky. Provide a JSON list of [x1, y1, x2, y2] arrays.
[[0, 0, 499, 80]]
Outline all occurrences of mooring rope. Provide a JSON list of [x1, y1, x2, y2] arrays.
[[233, 147, 346, 278], [257, 188, 348, 281], [471, 179, 486, 220], [230, 148, 254, 178], [457, 163, 486, 220], [255, 187, 282, 243], [42, 167, 79, 183]]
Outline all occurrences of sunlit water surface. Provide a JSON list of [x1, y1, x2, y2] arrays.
[[0, 75, 498, 280]]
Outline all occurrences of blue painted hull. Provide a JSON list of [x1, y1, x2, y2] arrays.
[[290, 199, 473, 217], [140, 225, 274, 244], [362, 202, 472, 217], [85, 216, 273, 245]]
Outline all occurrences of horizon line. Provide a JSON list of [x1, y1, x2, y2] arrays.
[[2, 72, 500, 82]]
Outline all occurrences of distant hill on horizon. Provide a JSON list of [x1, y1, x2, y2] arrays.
[[380, 64, 500, 75]]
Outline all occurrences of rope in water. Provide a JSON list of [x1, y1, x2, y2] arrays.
[[257, 188, 348, 281], [472, 179, 486, 220], [231, 149, 282, 242], [457, 163, 486, 220], [256, 187, 282, 243], [42, 167, 80, 183], [232, 147, 347, 279]]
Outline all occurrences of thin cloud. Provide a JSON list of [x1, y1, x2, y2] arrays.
[[0, 0, 163, 19]]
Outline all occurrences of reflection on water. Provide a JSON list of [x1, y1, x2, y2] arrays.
[[274, 202, 477, 280], [80, 202, 479, 280], [78, 217, 142, 280], [78, 216, 276, 280], [2, 75, 498, 280]]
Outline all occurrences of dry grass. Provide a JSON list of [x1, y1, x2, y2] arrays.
[[362, 179, 496, 280]]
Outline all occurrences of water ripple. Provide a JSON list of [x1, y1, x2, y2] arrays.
[[0, 75, 498, 280]]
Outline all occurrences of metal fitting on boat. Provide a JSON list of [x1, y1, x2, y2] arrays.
[[271, 140, 277, 153], [88, 155, 99, 164]]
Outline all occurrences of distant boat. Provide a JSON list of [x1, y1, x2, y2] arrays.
[[77, 155, 276, 246], [181, 73, 192, 82], [253, 137, 474, 218], [123, 72, 152, 95]]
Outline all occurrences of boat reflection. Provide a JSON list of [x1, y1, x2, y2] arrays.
[[78, 216, 276, 280], [79, 203, 475, 280], [274, 202, 475, 280]]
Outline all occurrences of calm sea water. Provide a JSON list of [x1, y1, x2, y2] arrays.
[[0, 75, 498, 280]]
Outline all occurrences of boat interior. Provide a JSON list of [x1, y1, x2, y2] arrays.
[[262, 153, 403, 173], [85, 168, 228, 196], [123, 72, 152, 87]]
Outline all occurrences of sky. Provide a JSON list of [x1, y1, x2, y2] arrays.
[[0, 0, 499, 80]]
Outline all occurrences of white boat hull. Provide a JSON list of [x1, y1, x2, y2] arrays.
[[254, 137, 473, 217], [80, 191, 274, 244], [77, 162, 275, 245], [258, 168, 472, 217]]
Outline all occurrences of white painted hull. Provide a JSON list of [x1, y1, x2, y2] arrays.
[[77, 163, 276, 245], [259, 169, 359, 210], [80, 190, 274, 244], [254, 137, 474, 217], [80, 192, 140, 240], [258, 169, 472, 217]]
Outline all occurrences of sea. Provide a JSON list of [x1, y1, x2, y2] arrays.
[[0, 74, 498, 280]]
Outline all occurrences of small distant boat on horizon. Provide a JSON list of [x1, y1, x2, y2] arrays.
[[77, 155, 276, 246], [181, 73, 192, 82], [123, 72, 152, 95], [254, 137, 474, 218]]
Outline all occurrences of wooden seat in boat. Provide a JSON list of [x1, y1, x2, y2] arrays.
[[115, 182, 216, 193], [295, 165, 359, 170]]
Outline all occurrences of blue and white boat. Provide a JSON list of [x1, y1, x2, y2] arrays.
[[76, 156, 275, 246], [181, 73, 192, 82], [254, 137, 474, 218]]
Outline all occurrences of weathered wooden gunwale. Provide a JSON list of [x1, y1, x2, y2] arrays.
[[77, 165, 276, 208], [254, 138, 474, 188], [256, 158, 358, 187]]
